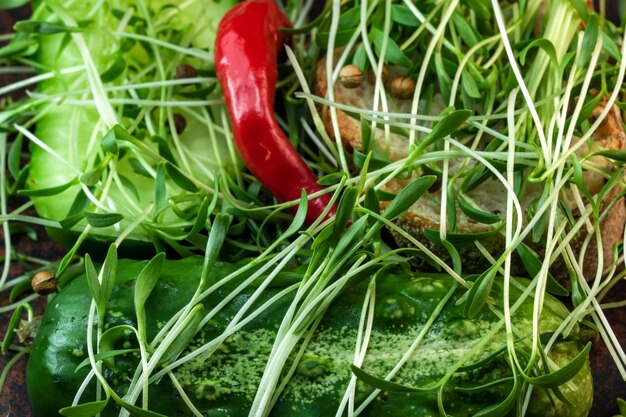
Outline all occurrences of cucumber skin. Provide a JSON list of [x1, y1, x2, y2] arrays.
[[26, 258, 592, 417]]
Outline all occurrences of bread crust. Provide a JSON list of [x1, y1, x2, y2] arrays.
[[316, 60, 626, 279], [568, 99, 626, 278]]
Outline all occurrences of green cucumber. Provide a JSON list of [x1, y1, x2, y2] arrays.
[[26, 0, 238, 245], [27, 258, 593, 416]]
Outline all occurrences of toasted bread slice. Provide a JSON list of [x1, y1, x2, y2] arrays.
[[316, 60, 626, 279]]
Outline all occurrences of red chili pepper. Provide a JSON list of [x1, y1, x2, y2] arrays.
[[215, 0, 336, 225]]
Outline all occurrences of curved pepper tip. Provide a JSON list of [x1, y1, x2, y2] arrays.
[[215, 0, 338, 226]]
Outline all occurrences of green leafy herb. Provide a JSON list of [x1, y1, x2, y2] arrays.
[[134, 253, 165, 341], [526, 343, 591, 387], [464, 266, 497, 318], [84, 212, 124, 228], [59, 400, 109, 417], [369, 28, 413, 68], [85, 245, 117, 322], [17, 178, 78, 197], [14, 21, 82, 34], [382, 176, 437, 221], [579, 14, 599, 68], [418, 109, 472, 151]]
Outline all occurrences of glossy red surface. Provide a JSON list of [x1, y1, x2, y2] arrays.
[[215, 0, 336, 224]]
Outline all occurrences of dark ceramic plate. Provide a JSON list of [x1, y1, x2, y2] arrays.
[[1, 4, 625, 417]]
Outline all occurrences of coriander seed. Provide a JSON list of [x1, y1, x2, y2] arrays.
[[173, 113, 187, 134], [389, 76, 416, 99], [175, 64, 197, 80], [338, 64, 364, 88], [32, 271, 57, 295]]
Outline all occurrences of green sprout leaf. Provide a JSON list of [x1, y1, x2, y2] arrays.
[[17, 178, 78, 197], [454, 376, 514, 393], [352, 42, 367, 71], [100, 246, 118, 318], [462, 71, 481, 99], [80, 167, 104, 186], [333, 186, 358, 234], [579, 13, 599, 68], [84, 255, 100, 305], [472, 375, 519, 417], [119, 175, 141, 202], [382, 175, 436, 221], [66, 188, 93, 219], [391, 5, 420, 27], [101, 124, 140, 155], [100, 55, 126, 83], [85, 246, 118, 322], [360, 115, 374, 154], [14, 21, 82, 35], [453, 12, 480, 47], [60, 214, 84, 230], [353, 148, 391, 170], [84, 212, 124, 228], [318, 172, 347, 186], [1, 304, 30, 354], [1, 0, 30, 9], [458, 194, 501, 224], [165, 164, 198, 193], [134, 253, 166, 340], [351, 364, 429, 392], [616, 398, 626, 416], [465, 0, 491, 19], [578, 92, 603, 123], [128, 158, 151, 177], [110, 391, 167, 417], [59, 400, 109, 417], [441, 239, 462, 275], [183, 197, 210, 238], [272, 196, 304, 243], [155, 163, 168, 215], [464, 266, 497, 318], [369, 28, 412, 68], [160, 304, 204, 364], [526, 342, 591, 387], [422, 227, 499, 248], [7, 135, 22, 180], [570, 154, 590, 198], [593, 150, 626, 162], [0, 37, 37, 59], [364, 186, 380, 227], [516, 243, 569, 296], [519, 38, 558, 66], [75, 348, 138, 372], [568, 0, 589, 21], [329, 215, 368, 265], [601, 32, 621, 61], [97, 324, 138, 371], [550, 383, 574, 406], [419, 109, 472, 151]]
